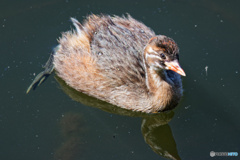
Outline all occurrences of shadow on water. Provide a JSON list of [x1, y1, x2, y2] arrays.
[[54, 76, 181, 160], [54, 112, 86, 160]]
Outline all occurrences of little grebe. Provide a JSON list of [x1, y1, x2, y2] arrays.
[[27, 14, 186, 113]]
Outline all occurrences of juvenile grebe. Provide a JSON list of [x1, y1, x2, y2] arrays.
[[27, 14, 186, 113]]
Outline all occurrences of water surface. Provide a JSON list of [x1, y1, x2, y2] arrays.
[[1, 0, 240, 160]]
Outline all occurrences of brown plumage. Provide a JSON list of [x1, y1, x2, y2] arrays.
[[27, 14, 186, 113]]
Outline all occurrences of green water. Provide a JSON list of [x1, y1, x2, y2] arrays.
[[1, 0, 240, 160]]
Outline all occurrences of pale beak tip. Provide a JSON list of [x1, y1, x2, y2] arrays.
[[176, 70, 186, 77], [181, 71, 186, 77]]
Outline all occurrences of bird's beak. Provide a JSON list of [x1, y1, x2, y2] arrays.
[[165, 60, 186, 76]]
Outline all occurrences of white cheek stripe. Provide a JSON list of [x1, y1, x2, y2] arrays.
[[147, 47, 159, 55], [146, 54, 161, 60]]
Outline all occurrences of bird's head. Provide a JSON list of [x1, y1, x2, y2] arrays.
[[144, 35, 186, 76]]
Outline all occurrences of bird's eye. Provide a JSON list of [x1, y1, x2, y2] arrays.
[[160, 53, 166, 59]]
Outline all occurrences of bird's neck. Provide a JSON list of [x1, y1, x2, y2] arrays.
[[144, 65, 177, 110], [145, 66, 172, 93]]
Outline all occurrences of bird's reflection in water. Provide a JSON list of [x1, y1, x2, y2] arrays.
[[54, 76, 181, 160], [142, 115, 181, 160], [54, 112, 86, 160]]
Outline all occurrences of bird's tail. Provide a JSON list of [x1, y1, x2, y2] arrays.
[[26, 46, 59, 94]]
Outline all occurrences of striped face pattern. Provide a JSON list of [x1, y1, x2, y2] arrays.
[[144, 35, 185, 76]]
